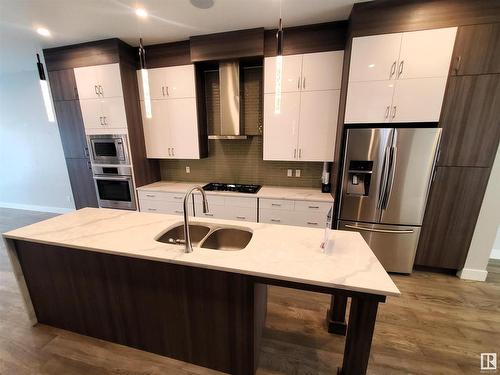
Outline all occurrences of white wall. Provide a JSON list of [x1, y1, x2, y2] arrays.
[[458, 146, 500, 281], [490, 228, 500, 260], [0, 68, 75, 213]]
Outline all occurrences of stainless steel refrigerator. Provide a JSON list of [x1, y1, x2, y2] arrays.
[[338, 128, 441, 273]]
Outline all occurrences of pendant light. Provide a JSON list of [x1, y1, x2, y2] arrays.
[[36, 53, 55, 122], [139, 38, 152, 119], [274, 5, 284, 114]]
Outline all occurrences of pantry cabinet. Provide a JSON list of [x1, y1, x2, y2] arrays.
[[345, 27, 457, 124], [137, 64, 201, 159], [263, 50, 343, 162]]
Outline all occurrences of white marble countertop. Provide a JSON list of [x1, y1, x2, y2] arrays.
[[137, 181, 334, 203], [3, 208, 399, 297]]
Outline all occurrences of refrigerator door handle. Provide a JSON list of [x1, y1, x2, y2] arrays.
[[377, 146, 391, 209], [344, 224, 414, 234], [382, 146, 398, 209]]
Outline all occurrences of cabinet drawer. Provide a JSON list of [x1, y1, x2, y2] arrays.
[[225, 196, 258, 208], [194, 203, 224, 219], [194, 194, 226, 206], [294, 201, 332, 213], [138, 191, 185, 202], [293, 212, 328, 228], [224, 207, 258, 222], [259, 198, 294, 211], [259, 208, 294, 226], [139, 200, 187, 215]]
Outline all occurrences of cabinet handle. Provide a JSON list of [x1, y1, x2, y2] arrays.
[[99, 85, 104, 96], [162, 86, 165, 96], [84, 146, 89, 157], [271, 203, 281, 207], [307, 222, 318, 225], [99, 116, 104, 125], [391, 105, 397, 119], [297, 76, 301, 89], [397, 60, 404, 78], [147, 208, 157, 211], [146, 194, 155, 197], [172, 147, 174, 156], [87, 161, 92, 170], [174, 210, 183, 214], [94, 85, 99, 96], [308, 205, 319, 209], [168, 147, 171, 156], [385, 105, 390, 119], [293, 148, 297, 159], [302, 77, 306, 89], [173, 196, 183, 200], [298, 148, 302, 158], [389, 61, 396, 79], [166, 86, 169, 96], [103, 116, 107, 125], [236, 216, 246, 220], [270, 219, 281, 223], [204, 213, 214, 217], [454, 56, 462, 74]]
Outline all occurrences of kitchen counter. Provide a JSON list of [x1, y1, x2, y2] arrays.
[[137, 181, 334, 203], [3, 207, 397, 297]]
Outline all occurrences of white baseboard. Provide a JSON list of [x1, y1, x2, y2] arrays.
[[457, 268, 488, 281], [0, 201, 74, 214], [490, 248, 500, 260]]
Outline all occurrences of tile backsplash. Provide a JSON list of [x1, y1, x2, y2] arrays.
[[160, 137, 325, 188]]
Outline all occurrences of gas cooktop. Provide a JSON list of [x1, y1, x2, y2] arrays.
[[202, 183, 262, 194]]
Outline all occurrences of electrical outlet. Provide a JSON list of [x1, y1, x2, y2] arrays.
[[185, 166, 191, 174], [287, 169, 293, 177], [295, 169, 301, 177]]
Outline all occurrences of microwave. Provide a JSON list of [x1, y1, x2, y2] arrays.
[[87, 134, 129, 165]]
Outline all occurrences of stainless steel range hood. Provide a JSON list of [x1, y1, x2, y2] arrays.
[[208, 60, 247, 140]]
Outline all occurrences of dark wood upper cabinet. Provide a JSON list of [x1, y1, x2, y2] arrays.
[[48, 69, 78, 100], [415, 166, 491, 270], [451, 23, 500, 76], [65, 158, 98, 209], [53, 101, 88, 159], [438, 75, 500, 167]]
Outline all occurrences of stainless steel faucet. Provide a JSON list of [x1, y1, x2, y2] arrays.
[[183, 185, 209, 253]]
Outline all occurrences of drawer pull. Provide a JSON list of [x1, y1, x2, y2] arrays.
[[270, 219, 281, 223], [307, 222, 318, 225], [271, 203, 282, 207], [174, 210, 183, 214], [308, 206, 319, 209], [236, 216, 246, 220], [147, 208, 157, 211], [173, 196, 183, 200], [204, 213, 214, 217], [146, 194, 155, 198]]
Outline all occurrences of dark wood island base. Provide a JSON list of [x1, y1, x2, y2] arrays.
[[13, 239, 386, 375]]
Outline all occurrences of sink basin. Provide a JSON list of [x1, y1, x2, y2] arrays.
[[156, 224, 210, 246], [201, 228, 253, 251]]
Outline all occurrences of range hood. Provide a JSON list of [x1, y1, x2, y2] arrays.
[[208, 60, 247, 140]]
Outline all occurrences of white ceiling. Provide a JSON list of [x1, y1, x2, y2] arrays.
[[0, 0, 361, 74]]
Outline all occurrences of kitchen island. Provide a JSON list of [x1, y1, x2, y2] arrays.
[[3, 208, 399, 375]]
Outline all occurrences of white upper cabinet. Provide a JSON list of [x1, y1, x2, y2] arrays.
[[137, 65, 196, 100], [263, 92, 301, 161], [80, 97, 127, 131], [349, 33, 402, 82], [398, 28, 457, 79], [264, 55, 303, 94], [345, 27, 457, 124], [298, 90, 339, 161], [164, 98, 199, 159], [74, 63, 123, 99], [301, 51, 344, 91], [263, 50, 343, 162]]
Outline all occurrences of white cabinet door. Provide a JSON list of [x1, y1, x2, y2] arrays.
[[97, 63, 123, 98], [301, 51, 344, 91], [74, 66, 99, 99], [398, 27, 457, 79], [101, 97, 127, 129], [141, 100, 170, 158], [164, 65, 196, 99], [345, 81, 395, 124], [148, 68, 169, 100], [166, 98, 199, 159], [349, 33, 402, 82], [263, 92, 301, 161], [298, 90, 339, 161], [392, 77, 447, 122], [264, 55, 303, 94], [79, 99, 104, 129]]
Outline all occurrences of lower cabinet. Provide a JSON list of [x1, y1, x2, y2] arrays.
[[138, 191, 194, 215], [414, 166, 491, 270], [194, 195, 258, 222], [259, 198, 333, 228], [65, 158, 98, 209]]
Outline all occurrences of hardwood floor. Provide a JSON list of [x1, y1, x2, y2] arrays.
[[1, 207, 499, 374]]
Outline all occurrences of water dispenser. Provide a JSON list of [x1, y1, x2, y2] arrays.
[[346, 160, 373, 196]]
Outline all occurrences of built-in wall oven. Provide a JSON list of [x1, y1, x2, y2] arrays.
[[87, 134, 130, 165], [93, 166, 136, 211]]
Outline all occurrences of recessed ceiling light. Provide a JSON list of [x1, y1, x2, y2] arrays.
[[36, 27, 51, 37], [135, 8, 148, 18], [190, 0, 214, 9]]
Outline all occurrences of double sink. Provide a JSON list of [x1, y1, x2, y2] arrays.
[[156, 222, 253, 251]]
